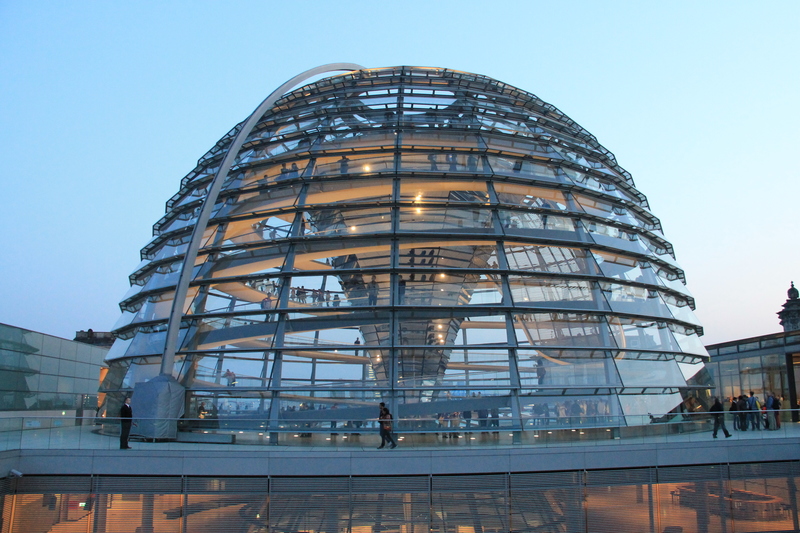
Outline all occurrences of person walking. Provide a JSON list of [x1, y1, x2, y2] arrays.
[[120, 397, 134, 449], [377, 403, 397, 449], [710, 397, 731, 439]]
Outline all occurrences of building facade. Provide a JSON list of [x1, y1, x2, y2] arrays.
[[705, 283, 800, 419]]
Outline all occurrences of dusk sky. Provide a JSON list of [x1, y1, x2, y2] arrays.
[[1, 1, 797, 346]]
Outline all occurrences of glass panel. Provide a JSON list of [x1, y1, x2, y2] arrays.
[[312, 153, 395, 176], [662, 292, 701, 324], [229, 215, 293, 245], [287, 351, 366, 386], [486, 154, 560, 181], [608, 317, 680, 352], [314, 130, 397, 152], [124, 329, 169, 357], [398, 207, 493, 232], [304, 177, 393, 206], [669, 324, 709, 356], [513, 312, 613, 348], [398, 131, 483, 150], [615, 357, 685, 387], [498, 208, 577, 234], [222, 183, 303, 221], [139, 270, 181, 294], [400, 151, 490, 173], [146, 236, 191, 263], [484, 134, 543, 157], [121, 360, 161, 388], [510, 278, 595, 308], [206, 242, 292, 279], [306, 207, 393, 237], [592, 250, 658, 285], [618, 391, 683, 416], [516, 349, 622, 388], [130, 291, 174, 324], [600, 282, 672, 318], [494, 182, 567, 209], [467, 272, 504, 305], [519, 394, 618, 427], [397, 274, 460, 306], [656, 267, 692, 295], [504, 242, 596, 274], [399, 178, 489, 204], [396, 243, 497, 294], [678, 359, 705, 382], [440, 349, 513, 388], [573, 192, 644, 227], [192, 315, 276, 351], [230, 160, 298, 187], [188, 351, 272, 390]]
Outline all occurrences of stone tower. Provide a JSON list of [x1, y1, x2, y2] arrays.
[[778, 281, 800, 332]]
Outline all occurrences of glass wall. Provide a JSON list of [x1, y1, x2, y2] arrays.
[[705, 332, 800, 420], [0, 323, 107, 414]]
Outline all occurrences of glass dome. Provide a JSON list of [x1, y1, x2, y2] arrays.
[[104, 66, 711, 434]]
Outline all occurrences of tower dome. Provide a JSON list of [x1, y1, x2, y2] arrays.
[[105, 66, 710, 434]]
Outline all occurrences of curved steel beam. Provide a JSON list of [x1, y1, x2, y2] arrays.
[[160, 63, 366, 376]]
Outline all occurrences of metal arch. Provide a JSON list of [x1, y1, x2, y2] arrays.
[[160, 63, 366, 376]]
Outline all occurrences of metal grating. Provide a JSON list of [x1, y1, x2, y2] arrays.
[[351, 492, 430, 531], [432, 490, 509, 532], [93, 475, 183, 494], [585, 467, 656, 486], [15, 475, 91, 494], [11, 494, 61, 533], [0, 478, 14, 496], [510, 486, 585, 533], [5, 463, 800, 533], [100, 493, 183, 533], [1, 494, 12, 533], [270, 493, 349, 532], [431, 473, 506, 492], [351, 475, 428, 494], [270, 476, 350, 494], [657, 464, 728, 483], [511, 470, 582, 489], [184, 476, 268, 493], [185, 494, 265, 533], [729, 460, 800, 479]]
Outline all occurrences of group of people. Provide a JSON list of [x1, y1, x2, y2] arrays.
[[710, 391, 782, 438], [257, 286, 344, 308], [728, 391, 782, 431], [424, 152, 479, 172], [437, 408, 501, 437]]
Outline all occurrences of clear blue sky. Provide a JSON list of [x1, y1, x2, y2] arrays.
[[1, 1, 797, 345]]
